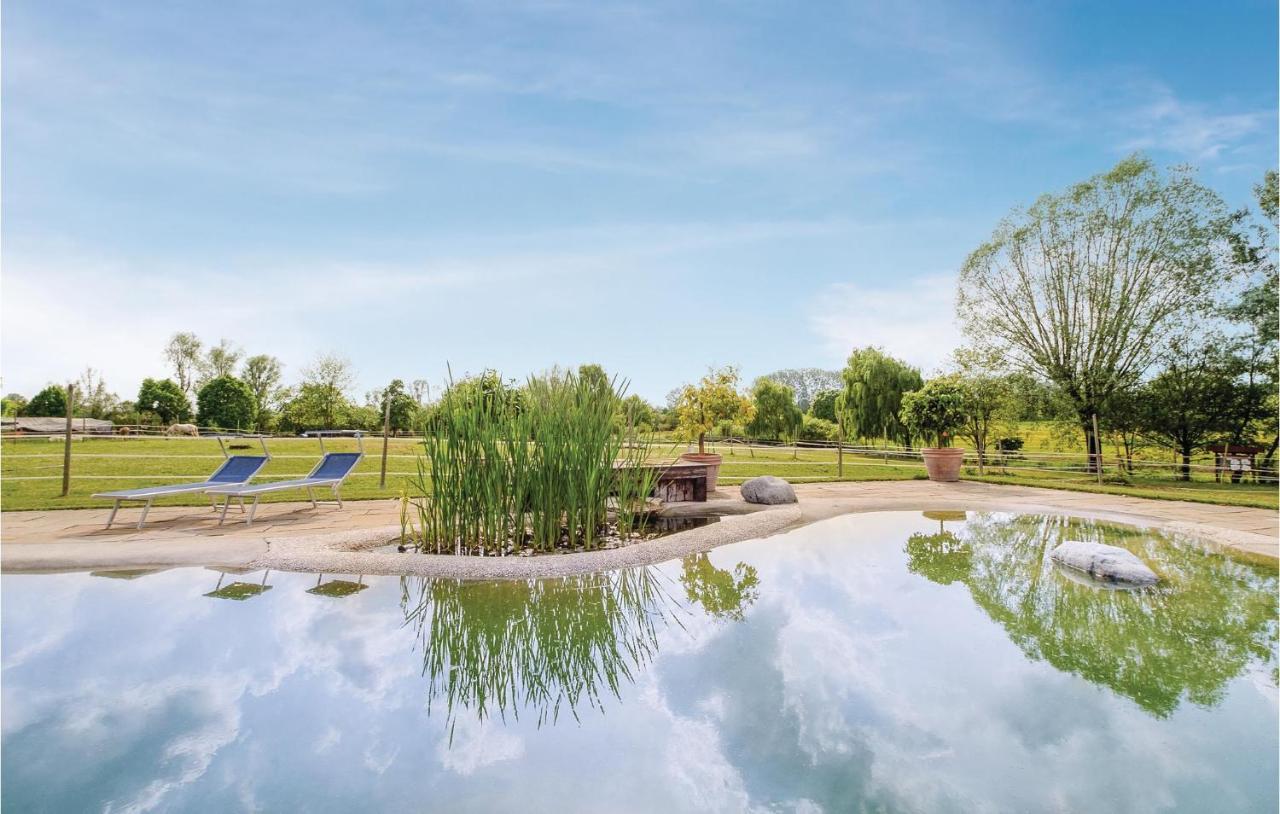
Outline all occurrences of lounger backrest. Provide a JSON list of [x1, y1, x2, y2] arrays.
[[210, 455, 270, 484], [310, 452, 362, 481]]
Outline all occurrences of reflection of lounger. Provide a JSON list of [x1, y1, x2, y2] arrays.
[[94, 455, 269, 529], [204, 452, 363, 527]]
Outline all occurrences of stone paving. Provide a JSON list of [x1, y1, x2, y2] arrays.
[[1, 480, 1274, 573]]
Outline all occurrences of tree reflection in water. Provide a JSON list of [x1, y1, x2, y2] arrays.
[[905, 512, 1278, 717], [680, 554, 760, 621]]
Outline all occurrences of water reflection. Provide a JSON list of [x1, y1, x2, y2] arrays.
[[679, 554, 760, 621], [905, 512, 1279, 717]]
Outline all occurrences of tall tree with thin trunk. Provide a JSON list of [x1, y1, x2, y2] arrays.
[[165, 332, 203, 397], [242, 354, 284, 429], [302, 353, 356, 430], [957, 155, 1232, 469]]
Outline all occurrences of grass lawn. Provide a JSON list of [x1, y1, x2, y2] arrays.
[[3, 435, 1275, 512]]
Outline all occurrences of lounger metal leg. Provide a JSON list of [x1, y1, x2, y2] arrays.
[[239, 496, 246, 513], [219, 498, 232, 526], [246, 496, 261, 526], [137, 498, 153, 530], [307, 487, 317, 509], [106, 499, 120, 529], [333, 485, 342, 508], [210, 495, 219, 511]]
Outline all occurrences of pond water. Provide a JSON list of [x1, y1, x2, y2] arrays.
[[3, 511, 1276, 813]]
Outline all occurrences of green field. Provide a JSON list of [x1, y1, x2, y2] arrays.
[[3, 434, 1275, 512]]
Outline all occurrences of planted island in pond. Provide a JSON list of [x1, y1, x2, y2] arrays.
[[402, 369, 660, 556]]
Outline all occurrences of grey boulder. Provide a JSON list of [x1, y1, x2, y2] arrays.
[[740, 476, 797, 505], [1049, 540, 1159, 586]]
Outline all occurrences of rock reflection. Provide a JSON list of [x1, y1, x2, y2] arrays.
[[401, 568, 675, 731], [905, 513, 1279, 717]]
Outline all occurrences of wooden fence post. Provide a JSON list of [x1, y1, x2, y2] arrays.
[[379, 388, 392, 489], [1091, 413, 1103, 484], [837, 419, 844, 479], [61, 383, 75, 497]]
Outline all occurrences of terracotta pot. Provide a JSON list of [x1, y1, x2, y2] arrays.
[[921, 447, 965, 482], [679, 452, 723, 491]]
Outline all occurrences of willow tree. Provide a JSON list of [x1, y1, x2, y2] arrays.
[[837, 346, 922, 445], [957, 156, 1231, 468]]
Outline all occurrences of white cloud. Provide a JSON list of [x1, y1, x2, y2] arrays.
[[808, 274, 961, 374]]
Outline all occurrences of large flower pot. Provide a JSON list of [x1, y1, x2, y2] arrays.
[[921, 448, 964, 482], [679, 452, 723, 492]]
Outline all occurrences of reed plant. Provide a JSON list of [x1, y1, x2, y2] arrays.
[[406, 369, 657, 555]]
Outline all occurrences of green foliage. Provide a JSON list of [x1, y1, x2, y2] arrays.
[[674, 366, 755, 453], [407, 370, 654, 555], [620, 394, 658, 431], [747, 379, 803, 440], [799, 414, 838, 442], [2, 393, 28, 418], [758, 368, 842, 412], [809, 389, 839, 422], [23, 385, 67, 417], [242, 354, 284, 430], [376, 379, 420, 433], [137, 378, 191, 424], [679, 555, 760, 621], [1138, 339, 1245, 479], [278, 383, 354, 432], [899, 377, 967, 448], [904, 513, 1278, 717], [196, 376, 256, 431], [957, 154, 1232, 463], [299, 354, 356, 430], [839, 347, 922, 444]]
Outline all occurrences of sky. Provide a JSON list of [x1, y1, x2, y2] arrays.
[[2, 0, 1276, 404]]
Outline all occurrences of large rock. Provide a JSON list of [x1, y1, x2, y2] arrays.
[[1049, 541, 1159, 587], [740, 476, 797, 505]]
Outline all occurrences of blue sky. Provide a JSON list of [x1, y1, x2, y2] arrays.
[[3, 0, 1276, 403]]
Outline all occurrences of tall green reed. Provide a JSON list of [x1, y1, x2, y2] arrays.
[[408, 369, 656, 555]]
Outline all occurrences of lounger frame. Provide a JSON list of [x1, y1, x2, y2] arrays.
[[205, 446, 363, 527], [93, 453, 269, 529]]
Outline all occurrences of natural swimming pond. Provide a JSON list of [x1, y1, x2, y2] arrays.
[[3, 511, 1276, 812]]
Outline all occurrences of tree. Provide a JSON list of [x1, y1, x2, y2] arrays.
[[196, 376, 256, 431], [747, 379, 802, 442], [301, 354, 356, 429], [2, 393, 27, 417], [376, 379, 420, 434], [758, 368, 842, 412], [1099, 385, 1145, 474], [839, 347, 922, 445], [674, 366, 755, 453], [75, 368, 119, 419], [202, 339, 243, 383], [809, 389, 840, 422], [1224, 170, 1279, 476], [957, 155, 1232, 470], [23, 385, 67, 417], [620, 394, 658, 431], [1138, 339, 1242, 480], [952, 349, 1013, 467], [899, 376, 967, 448], [242, 354, 284, 430], [164, 332, 204, 396], [137, 378, 191, 425]]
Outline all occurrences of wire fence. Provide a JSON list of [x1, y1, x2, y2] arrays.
[[2, 425, 1274, 486]]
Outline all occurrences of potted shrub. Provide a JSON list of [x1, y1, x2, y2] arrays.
[[674, 366, 755, 491], [899, 377, 967, 482]]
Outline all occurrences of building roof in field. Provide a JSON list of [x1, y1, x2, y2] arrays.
[[0, 416, 114, 433]]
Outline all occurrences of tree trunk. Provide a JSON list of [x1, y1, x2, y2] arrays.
[[1179, 445, 1192, 481], [1081, 417, 1102, 474], [698, 432, 705, 455]]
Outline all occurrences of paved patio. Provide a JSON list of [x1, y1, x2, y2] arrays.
[[1, 481, 1274, 572]]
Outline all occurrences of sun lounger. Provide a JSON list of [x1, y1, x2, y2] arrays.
[[203, 451, 363, 526], [94, 455, 270, 529]]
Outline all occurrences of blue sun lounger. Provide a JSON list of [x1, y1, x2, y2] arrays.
[[94, 454, 270, 529], [204, 451, 364, 527]]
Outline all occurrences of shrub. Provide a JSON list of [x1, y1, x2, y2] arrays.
[[799, 414, 838, 442], [899, 377, 967, 448], [196, 376, 256, 430]]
